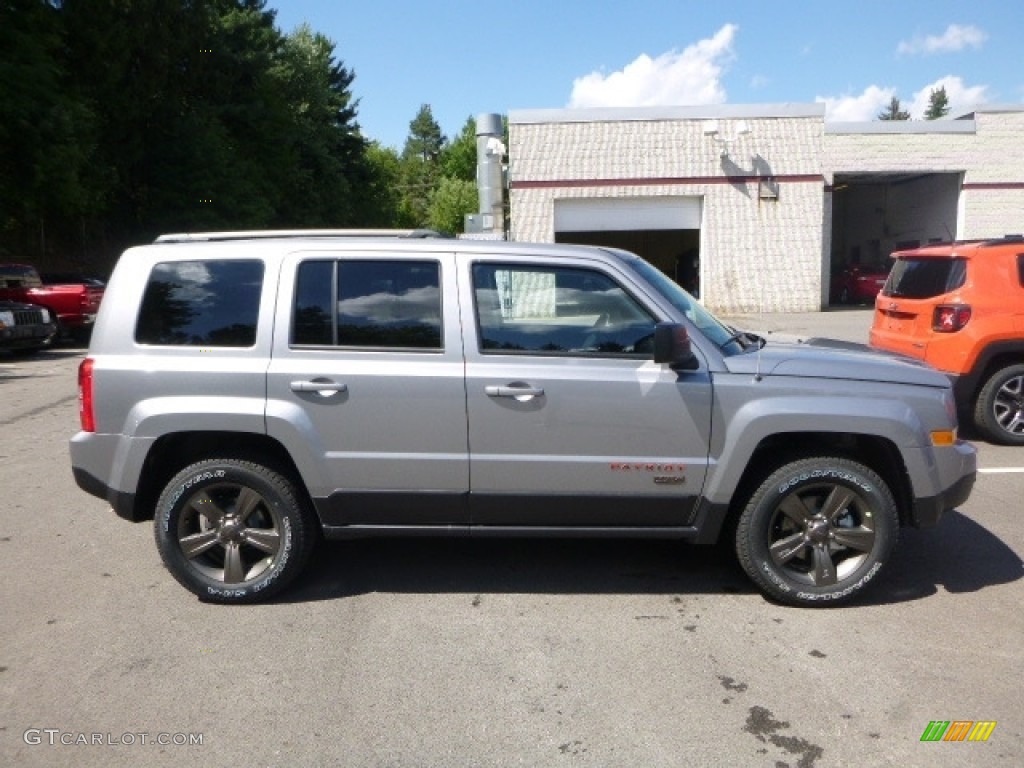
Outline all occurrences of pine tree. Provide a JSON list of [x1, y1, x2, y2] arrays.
[[924, 87, 951, 120], [877, 96, 910, 121]]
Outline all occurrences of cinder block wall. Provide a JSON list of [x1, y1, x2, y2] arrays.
[[509, 112, 826, 313]]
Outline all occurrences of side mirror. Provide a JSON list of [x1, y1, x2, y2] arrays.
[[654, 323, 699, 370]]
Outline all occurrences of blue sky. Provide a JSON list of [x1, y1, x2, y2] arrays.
[[270, 0, 1024, 150]]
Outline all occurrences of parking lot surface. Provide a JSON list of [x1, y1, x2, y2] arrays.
[[2, 311, 1021, 767]]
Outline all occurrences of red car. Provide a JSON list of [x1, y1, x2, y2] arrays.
[[830, 264, 889, 305]]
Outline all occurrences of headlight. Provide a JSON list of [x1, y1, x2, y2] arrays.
[[0, 311, 14, 328], [39, 308, 51, 322]]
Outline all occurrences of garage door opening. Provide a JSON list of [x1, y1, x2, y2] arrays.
[[829, 172, 962, 305], [554, 197, 703, 296]]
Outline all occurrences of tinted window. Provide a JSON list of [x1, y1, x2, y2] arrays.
[[882, 258, 966, 299], [136, 260, 263, 346], [292, 260, 442, 350], [1018, 254, 1024, 287], [292, 261, 334, 345], [473, 264, 655, 356]]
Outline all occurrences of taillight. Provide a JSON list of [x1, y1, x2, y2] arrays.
[[932, 304, 971, 333], [79, 358, 95, 432]]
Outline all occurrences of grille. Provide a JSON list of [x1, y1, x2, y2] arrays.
[[14, 308, 46, 325]]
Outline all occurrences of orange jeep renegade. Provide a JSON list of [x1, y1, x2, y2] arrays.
[[870, 236, 1024, 445]]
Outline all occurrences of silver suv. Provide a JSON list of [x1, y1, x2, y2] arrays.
[[70, 231, 977, 606]]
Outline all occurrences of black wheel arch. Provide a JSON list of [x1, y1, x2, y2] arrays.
[[133, 431, 312, 524], [726, 431, 914, 532]]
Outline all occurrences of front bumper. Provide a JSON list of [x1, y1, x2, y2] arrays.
[[910, 469, 976, 527]]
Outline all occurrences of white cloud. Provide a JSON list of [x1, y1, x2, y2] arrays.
[[749, 74, 769, 89], [897, 24, 987, 55], [816, 76, 989, 121], [568, 24, 738, 108], [816, 85, 896, 121], [907, 76, 989, 118]]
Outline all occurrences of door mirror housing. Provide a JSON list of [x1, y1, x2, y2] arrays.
[[654, 323, 699, 370]]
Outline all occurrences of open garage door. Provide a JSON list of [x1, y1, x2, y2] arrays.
[[829, 173, 962, 305], [554, 196, 703, 295]]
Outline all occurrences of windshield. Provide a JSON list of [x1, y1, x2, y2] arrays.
[[612, 249, 749, 353]]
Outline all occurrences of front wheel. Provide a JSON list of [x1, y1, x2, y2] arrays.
[[735, 457, 898, 607], [973, 364, 1024, 445], [154, 459, 317, 603]]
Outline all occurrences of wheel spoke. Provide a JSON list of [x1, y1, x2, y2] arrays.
[[234, 487, 263, 522], [820, 486, 856, 522], [832, 527, 876, 552], [222, 542, 246, 584], [179, 530, 220, 560], [778, 495, 812, 526], [189, 491, 225, 525], [769, 532, 808, 565], [240, 527, 280, 555], [811, 545, 837, 586]]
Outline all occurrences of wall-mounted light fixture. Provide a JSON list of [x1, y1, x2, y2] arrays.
[[703, 120, 751, 158]]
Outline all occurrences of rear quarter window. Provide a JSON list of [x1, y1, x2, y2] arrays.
[[135, 260, 264, 346], [883, 257, 966, 299]]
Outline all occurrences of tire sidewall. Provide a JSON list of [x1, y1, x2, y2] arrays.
[[737, 459, 898, 606], [975, 364, 1024, 446], [154, 460, 302, 603]]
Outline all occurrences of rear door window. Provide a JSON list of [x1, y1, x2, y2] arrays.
[[291, 259, 442, 350], [882, 257, 966, 299]]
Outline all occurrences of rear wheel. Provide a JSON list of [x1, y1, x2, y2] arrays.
[[735, 457, 898, 607], [973, 364, 1024, 445], [154, 459, 317, 603]]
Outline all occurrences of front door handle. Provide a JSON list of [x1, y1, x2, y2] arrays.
[[485, 384, 545, 401], [290, 379, 348, 396]]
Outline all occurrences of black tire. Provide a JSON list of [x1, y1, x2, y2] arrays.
[[735, 457, 898, 607], [973, 364, 1024, 445], [154, 459, 317, 603]]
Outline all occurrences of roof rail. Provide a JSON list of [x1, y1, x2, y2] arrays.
[[154, 229, 449, 243]]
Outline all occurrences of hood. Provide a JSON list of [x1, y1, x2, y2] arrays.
[[0, 299, 45, 311], [722, 336, 949, 388]]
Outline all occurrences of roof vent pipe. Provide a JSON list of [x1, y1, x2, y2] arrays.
[[474, 113, 505, 235]]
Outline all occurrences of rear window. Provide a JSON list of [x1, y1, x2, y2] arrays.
[[882, 257, 966, 299], [136, 260, 264, 346]]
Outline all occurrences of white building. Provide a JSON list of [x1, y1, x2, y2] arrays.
[[507, 103, 1024, 313]]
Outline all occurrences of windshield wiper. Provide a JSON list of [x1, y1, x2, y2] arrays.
[[719, 329, 763, 350]]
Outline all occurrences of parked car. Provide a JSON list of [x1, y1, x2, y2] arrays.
[[71, 230, 975, 606], [0, 299, 57, 354], [0, 264, 104, 341], [870, 235, 1024, 444], [830, 264, 890, 305]]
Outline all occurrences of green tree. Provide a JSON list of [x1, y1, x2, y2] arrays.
[[441, 116, 478, 182], [404, 104, 445, 162], [271, 23, 370, 226], [877, 96, 911, 121], [363, 143, 408, 227], [924, 86, 950, 120], [0, 0, 100, 259], [399, 105, 446, 226], [428, 177, 477, 234]]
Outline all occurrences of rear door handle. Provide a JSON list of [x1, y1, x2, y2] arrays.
[[290, 379, 348, 395], [485, 384, 545, 401]]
